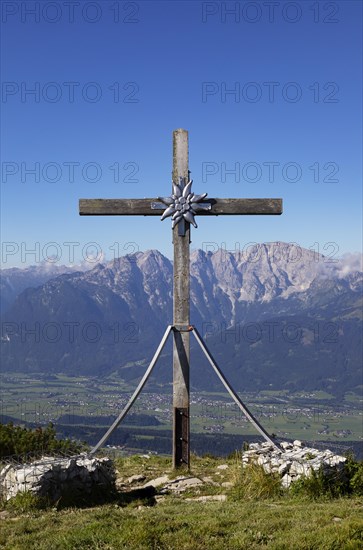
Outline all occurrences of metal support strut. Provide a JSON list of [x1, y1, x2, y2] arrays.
[[191, 326, 279, 450], [90, 324, 279, 456], [90, 325, 173, 454]]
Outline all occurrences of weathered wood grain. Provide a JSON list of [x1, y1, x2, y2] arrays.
[[172, 129, 190, 469], [79, 198, 282, 216], [207, 198, 283, 215]]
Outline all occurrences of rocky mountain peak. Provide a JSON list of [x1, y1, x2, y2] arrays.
[[1, 243, 361, 397]]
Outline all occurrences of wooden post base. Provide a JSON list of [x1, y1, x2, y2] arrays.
[[173, 407, 190, 469]]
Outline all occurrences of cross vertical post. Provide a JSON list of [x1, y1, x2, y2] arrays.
[[172, 129, 190, 469]]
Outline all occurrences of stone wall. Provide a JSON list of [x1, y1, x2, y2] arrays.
[[242, 440, 347, 488], [0, 455, 115, 502]]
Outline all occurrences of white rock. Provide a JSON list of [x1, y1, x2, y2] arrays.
[[289, 461, 306, 476], [1, 456, 115, 502], [329, 456, 346, 466], [278, 462, 291, 475], [143, 475, 170, 488], [127, 474, 146, 484], [281, 474, 292, 488], [221, 482, 233, 488], [202, 477, 219, 486], [0, 465, 13, 478], [238, 442, 349, 491], [166, 477, 203, 492]]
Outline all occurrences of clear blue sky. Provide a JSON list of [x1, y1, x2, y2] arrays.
[[1, 0, 362, 267]]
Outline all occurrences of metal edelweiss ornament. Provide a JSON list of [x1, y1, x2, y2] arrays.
[[158, 177, 211, 229]]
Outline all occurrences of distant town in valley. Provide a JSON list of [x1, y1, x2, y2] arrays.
[[1, 372, 361, 458]]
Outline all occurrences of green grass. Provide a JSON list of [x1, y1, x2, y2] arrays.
[[229, 462, 283, 501], [1, 497, 362, 549], [1, 454, 363, 549]]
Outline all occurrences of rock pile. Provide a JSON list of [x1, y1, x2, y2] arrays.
[[242, 441, 347, 488], [0, 455, 115, 502]]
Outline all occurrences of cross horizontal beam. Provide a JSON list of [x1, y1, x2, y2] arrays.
[[79, 198, 282, 216]]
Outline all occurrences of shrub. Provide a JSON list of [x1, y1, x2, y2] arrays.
[[290, 465, 352, 500], [345, 454, 363, 496], [0, 422, 84, 460]]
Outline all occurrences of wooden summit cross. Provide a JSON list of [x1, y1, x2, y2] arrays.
[[79, 129, 283, 467]]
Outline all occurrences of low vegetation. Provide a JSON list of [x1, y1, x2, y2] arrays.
[[1, 451, 363, 549], [1, 497, 362, 550], [290, 454, 363, 500], [0, 422, 84, 460], [229, 461, 283, 501]]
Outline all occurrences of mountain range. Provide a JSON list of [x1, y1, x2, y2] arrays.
[[0, 262, 86, 314], [1, 243, 362, 399]]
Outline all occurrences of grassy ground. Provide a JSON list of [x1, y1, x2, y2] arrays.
[[1, 454, 363, 549], [1, 498, 363, 550]]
